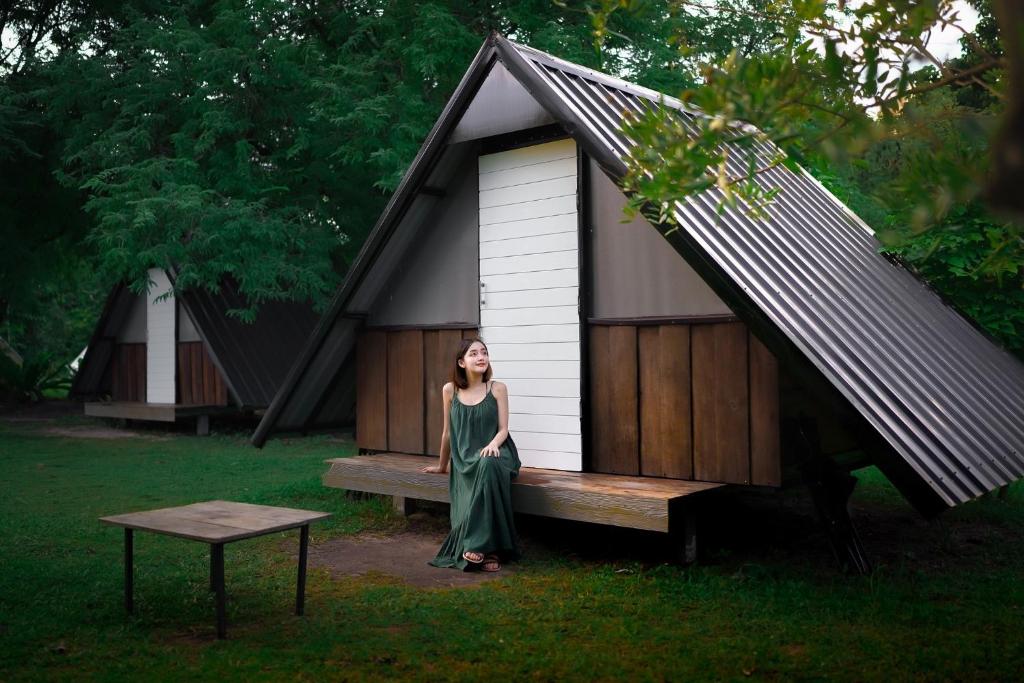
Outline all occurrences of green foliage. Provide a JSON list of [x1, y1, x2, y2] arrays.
[[1, 0, 711, 354], [0, 353, 73, 402], [597, 0, 1023, 352], [48, 1, 352, 316]]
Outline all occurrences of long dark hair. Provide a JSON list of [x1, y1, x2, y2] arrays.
[[450, 337, 492, 389]]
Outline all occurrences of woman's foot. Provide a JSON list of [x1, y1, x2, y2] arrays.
[[462, 550, 485, 564], [481, 555, 501, 572]]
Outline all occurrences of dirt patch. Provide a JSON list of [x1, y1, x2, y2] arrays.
[[41, 425, 171, 440], [309, 531, 512, 589]]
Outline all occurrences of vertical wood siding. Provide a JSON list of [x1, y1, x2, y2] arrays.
[[176, 342, 228, 406], [111, 343, 146, 402], [692, 323, 751, 483], [356, 328, 477, 453], [589, 321, 780, 486], [145, 268, 176, 404], [356, 331, 388, 450], [424, 329, 466, 455], [639, 325, 693, 479], [478, 139, 582, 471], [387, 330, 425, 454], [589, 325, 639, 474]]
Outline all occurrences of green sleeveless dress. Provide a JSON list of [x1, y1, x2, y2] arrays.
[[429, 382, 522, 570]]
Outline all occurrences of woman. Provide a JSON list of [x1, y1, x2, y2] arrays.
[[421, 338, 521, 572]]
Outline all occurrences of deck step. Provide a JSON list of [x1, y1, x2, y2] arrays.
[[323, 453, 725, 532]]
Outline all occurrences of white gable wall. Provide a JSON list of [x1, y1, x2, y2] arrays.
[[478, 139, 582, 471], [146, 268, 176, 404], [450, 62, 556, 143]]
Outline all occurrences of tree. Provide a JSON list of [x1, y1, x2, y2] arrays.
[[593, 0, 1024, 351]]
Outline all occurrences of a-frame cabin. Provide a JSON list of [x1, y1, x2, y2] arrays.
[[251, 35, 1024, 566], [72, 271, 321, 434]]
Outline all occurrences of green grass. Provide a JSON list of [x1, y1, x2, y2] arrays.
[[1, 415, 1023, 681]]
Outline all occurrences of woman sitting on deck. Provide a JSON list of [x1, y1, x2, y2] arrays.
[[421, 338, 521, 572]]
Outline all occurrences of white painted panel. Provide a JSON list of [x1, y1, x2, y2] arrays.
[[480, 232, 577, 260], [509, 413, 581, 435], [449, 62, 555, 143], [479, 194, 577, 226], [512, 431, 582, 453], [478, 139, 576, 174], [499, 377, 580, 398], [145, 268, 176, 404], [480, 140, 580, 473], [480, 214, 578, 243], [481, 324, 579, 344], [483, 269, 578, 293], [516, 449, 582, 471], [480, 250, 577, 276], [493, 360, 580, 379], [483, 287, 578, 310], [479, 156, 577, 191], [507, 395, 580, 416], [487, 342, 580, 361], [479, 175, 577, 209], [482, 305, 579, 327]]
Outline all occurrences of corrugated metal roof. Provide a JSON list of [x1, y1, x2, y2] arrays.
[[253, 33, 1024, 512], [178, 280, 321, 408], [501, 38, 1024, 508]]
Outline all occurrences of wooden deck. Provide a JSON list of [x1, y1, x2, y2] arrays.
[[323, 454, 725, 532], [85, 402, 238, 423]]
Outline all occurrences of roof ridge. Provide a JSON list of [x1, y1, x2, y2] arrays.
[[503, 37, 703, 117]]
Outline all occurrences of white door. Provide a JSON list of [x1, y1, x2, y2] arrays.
[[478, 139, 581, 471], [146, 268, 176, 404]]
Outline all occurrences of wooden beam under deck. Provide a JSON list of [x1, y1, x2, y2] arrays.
[[323, 454, 725, 532], [85, 402, 240, 422]]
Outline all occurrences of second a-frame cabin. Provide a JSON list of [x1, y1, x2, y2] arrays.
[[72, 271, 321, 434], [252, 34, 1024, 567]]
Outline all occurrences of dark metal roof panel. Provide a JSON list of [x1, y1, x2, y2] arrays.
[[180, 281, 320, 408], [507, 39, 1024, 507], [70, 283, 129, 398]]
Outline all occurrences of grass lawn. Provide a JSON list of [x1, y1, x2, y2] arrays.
[[1, 409, 1022, 681]]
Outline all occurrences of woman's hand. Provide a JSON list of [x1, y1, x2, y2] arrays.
[[480, 442, 500, 458], [420, 464, 446, 474]]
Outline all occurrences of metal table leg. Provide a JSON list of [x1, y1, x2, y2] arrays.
[[211, 543, 226, 639], [296, 525, 309, 616], [124, 529, 134, 614]]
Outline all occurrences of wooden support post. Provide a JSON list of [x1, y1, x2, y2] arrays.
[[296, 525, 309, 616], [196, 415, 210, 436], [669, 506, 698, 565], [681, 513, 697, 564], [211, 543, 226, 639], [392, 496, 414, 516], [124, 529, 134, 614]]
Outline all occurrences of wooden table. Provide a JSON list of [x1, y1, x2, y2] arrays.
[[100, 500, 331, 639]]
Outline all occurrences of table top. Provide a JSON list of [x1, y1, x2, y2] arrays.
[[100, 500, 332, 544]]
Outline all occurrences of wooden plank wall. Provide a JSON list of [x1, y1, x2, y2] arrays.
[[588, 321, 780, 486], [176, 342, 228, 406], [111, 343, 146, 402], [357, 328, 478, 454]]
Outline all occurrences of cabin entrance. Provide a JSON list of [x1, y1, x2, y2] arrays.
[[478, 139, 583, 471]]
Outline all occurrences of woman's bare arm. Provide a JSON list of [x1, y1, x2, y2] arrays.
[[421, 382, 453, 473], [480, 381, 509, 457]]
